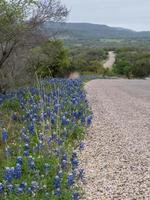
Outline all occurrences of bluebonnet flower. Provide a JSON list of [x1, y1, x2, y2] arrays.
[[21, 133, 30, 143], [24, 150, 29, 157], [0, 183, 4, 193], [87, 115, 92, 125], [61, 154, 68, 169], [28, 123, 35, 134], [28, 156, 35, 170], [16, 156, 23, 165], [67, 173, 74, 187], [38, 132, 44, 140], [4, 167, 14, 182], [27, 187, 32, 194], [57, 170, 63, 178], [7, 184, 14, 192], [12, 112, 17, 121], [79, 169, 85, 182], [61, 116, 69, 126], [71, 152, 78, 170], [54, 104, 60, 113], [14, 163, 22, 179], [31, 181, 39, 191], [73, 192, 80, 200], [20, 182, 27, 189], [51, 116, 56, 124], [24, 143, 30, 150], [54, 175, 61, 190], [79, 142, 85, 151], [17, 187, 23, 193], [81, 117, 86, 124], [54, 188, 61, 196], [2, 128, 8, 142]]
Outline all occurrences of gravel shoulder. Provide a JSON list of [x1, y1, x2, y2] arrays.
[[80, 79, 150, 200]]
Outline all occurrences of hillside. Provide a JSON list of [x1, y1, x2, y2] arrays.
[[42, 22, 150, 48]]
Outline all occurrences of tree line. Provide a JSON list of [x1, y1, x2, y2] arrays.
[[113, 48, 150, 78]]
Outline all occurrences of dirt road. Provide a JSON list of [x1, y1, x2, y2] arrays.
[[80, 79, 150, 200], [103, 51, 116, 69]]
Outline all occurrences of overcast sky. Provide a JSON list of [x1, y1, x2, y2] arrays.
[[62, 0, 150, 31]]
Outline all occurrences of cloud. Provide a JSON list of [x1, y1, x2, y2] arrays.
[[62, 0, 150, 31]]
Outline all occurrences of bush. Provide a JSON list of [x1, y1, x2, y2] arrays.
[[114, 48, 150, 78], [28, 40, 70, 78]]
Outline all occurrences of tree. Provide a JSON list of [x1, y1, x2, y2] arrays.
[[0, 0, 68, 69], [0, 0, 68, 92], [28, 39, 70, 77]]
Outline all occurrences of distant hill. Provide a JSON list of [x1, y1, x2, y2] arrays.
[[42, 22, 150, 48]]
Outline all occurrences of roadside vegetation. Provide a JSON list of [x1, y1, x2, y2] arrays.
[[113, 48, 150, 78], [0, 79, 92, 199]]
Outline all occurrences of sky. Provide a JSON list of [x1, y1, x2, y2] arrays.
[[62, 0, 150, 31]]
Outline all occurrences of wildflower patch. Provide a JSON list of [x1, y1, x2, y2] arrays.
[[0, 79, 92, 200]]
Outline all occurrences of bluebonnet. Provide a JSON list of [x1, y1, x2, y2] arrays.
[[31, 181, 39, 191], [28, 156, 35, 170], [54, 175, 61, 189], [79, 169, 85, 181], [67, 173, 74, 187], [23, 150, 29, 157], [4, 167, 14, 182], [7, 184, 14, 192], [73, 192, 80, 200], [14, 163, 22, 179], [87, 115, 92, 125], [17, 187, 23, 193], [79, 142, 85, 151], [16, 156, 23, 165], [71, 152, 79, 170], [2, 128, 8, 142], [0, 183, 4, 193], [12, 112, 17, 121]]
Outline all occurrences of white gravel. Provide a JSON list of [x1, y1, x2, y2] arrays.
[[80, 79, 150, 200]]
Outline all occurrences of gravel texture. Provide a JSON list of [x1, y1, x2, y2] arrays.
[[80, 79, 150, 200]]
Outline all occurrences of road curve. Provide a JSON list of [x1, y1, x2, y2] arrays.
[[103, 51, 116, 69], [80, 79, 150, 200]]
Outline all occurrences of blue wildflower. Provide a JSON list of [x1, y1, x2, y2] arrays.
[[24, 150, 29, 157], [2, 128, 8, 142], [87, 115, 92, 125], [67, 173, 74, 187], [79, 142, 85, 151], [7, 184, 14, 192], [5, 167, 14, 182], [54, 175, 61, 189], [14, 163, 22, 179], [0, 183, 4, 193], [73, 192, 80, 200], [28, 156, 35, 170], [16, 156, 23, 165]]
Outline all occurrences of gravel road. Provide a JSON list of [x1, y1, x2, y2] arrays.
[[103, 51, 116, 69], [80, 79, 150, 200]]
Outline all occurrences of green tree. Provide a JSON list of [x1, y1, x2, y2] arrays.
[[29, 40, 70, 77], [0, 0, 68, 91]]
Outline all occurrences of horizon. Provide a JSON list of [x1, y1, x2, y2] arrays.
[[62, 0, 150, 31], [59, 21, 140, 32]]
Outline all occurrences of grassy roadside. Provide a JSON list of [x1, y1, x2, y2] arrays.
[[0, 79, 92, 200]]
